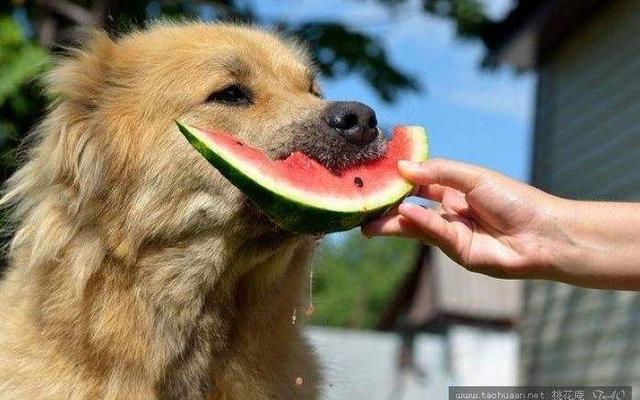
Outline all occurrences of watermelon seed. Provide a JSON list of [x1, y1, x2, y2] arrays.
[[236, 141, 243, 146], [354, 177, 364, 188]]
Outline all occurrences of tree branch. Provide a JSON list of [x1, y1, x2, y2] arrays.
[[36, 0, 97, 26]]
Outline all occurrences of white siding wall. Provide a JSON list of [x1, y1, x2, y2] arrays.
[[309, 327, 518, 400], [522, 0, 640, 388], [433, 249, 521, 320]]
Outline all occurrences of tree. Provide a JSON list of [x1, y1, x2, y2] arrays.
[[0, 15, 49, 181], [0, 0, 494, 178], [309, 233, 419, 329]]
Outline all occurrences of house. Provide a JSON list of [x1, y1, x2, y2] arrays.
[[377, 246, 521, 375], [378, 247, 521, 333], [486, 0, 640, 387]]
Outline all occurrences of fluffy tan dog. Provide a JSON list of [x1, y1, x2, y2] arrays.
[[0, 22, 384, 399]]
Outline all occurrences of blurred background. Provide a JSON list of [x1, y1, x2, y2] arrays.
[[3, 0, 639, 399]]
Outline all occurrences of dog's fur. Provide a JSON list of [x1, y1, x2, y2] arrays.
[[0, 23, 386, 399]]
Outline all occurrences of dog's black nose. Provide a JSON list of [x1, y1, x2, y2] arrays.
[[325, 101, 379, 145]]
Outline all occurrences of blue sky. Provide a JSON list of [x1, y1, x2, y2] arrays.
[[255, 0, 534, 181]]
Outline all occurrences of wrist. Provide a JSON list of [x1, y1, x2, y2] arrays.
[[538, 197, 616, 288], [531, 196, 584, 283]]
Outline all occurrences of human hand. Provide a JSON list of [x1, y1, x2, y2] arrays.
[[362, 159, 569, 280]]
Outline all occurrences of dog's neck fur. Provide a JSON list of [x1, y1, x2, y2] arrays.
[[136, 230, 317, 399]]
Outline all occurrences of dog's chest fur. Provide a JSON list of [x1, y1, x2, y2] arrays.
[[0, 235, 321, 400]]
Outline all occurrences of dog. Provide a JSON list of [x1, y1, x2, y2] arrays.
[[0, 22, 386, 399]]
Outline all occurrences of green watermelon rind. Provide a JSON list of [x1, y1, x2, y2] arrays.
[[177, 121, 429, 234]]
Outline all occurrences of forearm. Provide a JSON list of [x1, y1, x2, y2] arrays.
[[549, 199, 640, 290]]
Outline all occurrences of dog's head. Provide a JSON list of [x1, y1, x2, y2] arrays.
[[7, 23, 386, 266], [151, 24, 387, 173]]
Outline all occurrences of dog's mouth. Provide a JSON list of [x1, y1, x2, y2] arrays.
[[232, 110, 388, 232], [270, 128, 388, 175], [242, 125, 387, 233]]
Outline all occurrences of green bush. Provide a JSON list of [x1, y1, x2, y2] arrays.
[[309, 231, 418, 329], [0, 16, 49, 177]]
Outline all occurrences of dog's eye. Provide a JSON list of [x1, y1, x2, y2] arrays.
[[310, 82, 323, 98], [206, 85, 252, 105]]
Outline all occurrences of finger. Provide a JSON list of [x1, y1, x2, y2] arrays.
[[382, 204, 400, 217], [440, 188, 469, 215], [414, 185, 469, 215], [398, 159, 489, 194], [397, 203, 460, 252], [361, 213, 426, 240], [415, 184, 447, 202]]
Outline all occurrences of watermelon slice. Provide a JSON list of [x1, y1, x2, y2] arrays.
[[177, 122, 428, 234]]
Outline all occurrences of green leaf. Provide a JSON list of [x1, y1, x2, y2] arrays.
[[0, 44, 49, 107], [0, 16, 24, 47], [286, 22, 421, 102], [0, 16, 49, 107]]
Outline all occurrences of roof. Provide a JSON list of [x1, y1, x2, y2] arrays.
[[484, 0, 614, 69]]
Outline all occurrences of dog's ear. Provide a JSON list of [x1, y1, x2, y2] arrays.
[[4, 32, 129, 221], [46, 31, 117, 113], [2, 33, 123, 270]]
